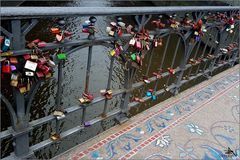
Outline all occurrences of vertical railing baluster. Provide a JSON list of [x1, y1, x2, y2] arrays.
[[187, 39, 202, 77], [140, 42, 155, 97], [207, 28, 229, 75], [55, 60, 63, 134], [173, 39, 197, 95], [102, 56, 114, 116], [166, 37, 180, 86], [202, 33, 217, 72], [194, 31, 211, 75], [153, 35, 171, 92], [81, 16, 96, 125]]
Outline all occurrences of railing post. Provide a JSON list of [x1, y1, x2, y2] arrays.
[[12, 90, 30, 157], [10, 20, 32, 158]]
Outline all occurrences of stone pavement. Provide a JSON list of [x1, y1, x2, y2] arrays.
[[54, 65, 239, 160]]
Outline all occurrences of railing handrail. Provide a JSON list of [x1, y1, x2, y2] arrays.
[[1, 6, 239, 19]]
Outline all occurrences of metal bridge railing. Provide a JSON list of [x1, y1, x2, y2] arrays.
[[0, 6, 239, 159]]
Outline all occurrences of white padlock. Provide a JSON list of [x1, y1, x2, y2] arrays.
[[24, 60, 37, 71]]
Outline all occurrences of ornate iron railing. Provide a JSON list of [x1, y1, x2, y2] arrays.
[[0, 6, 239, 159]]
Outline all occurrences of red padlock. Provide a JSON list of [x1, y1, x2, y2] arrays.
[[23, 54, 31, 60], [2, 60, 11, 73], [168, 68, 175, 75], [36, 71, 44, 78], [38, 58, 47, 65], [0, 36, 4, 44], [37, 41, 47, 48], [82, 28, 89, 33]]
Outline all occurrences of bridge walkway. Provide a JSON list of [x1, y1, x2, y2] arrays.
[[55, 64, 239, 160]]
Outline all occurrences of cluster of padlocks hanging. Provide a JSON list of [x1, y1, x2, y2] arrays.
[[0, 12, 238, 99]]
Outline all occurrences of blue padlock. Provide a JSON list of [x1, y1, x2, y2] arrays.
[[195, 36, 200, 42], [82, 23, 89, 29], [146, 91, 152, 97], [151, 95, 157, 101], [2, 38, 10, 52]]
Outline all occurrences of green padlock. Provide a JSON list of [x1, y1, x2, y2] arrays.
[[57, 53, 67, 60], [131, 53, 136, 61]]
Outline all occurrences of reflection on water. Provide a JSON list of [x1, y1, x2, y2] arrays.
[[1, 0, 233, 159]]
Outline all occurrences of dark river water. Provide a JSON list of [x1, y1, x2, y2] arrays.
[[1, 0, 231, 159]]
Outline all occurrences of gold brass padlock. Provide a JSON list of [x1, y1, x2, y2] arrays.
[[50, 132, 60, 141], [108, 31, 115, 36], [19, 86, 27, 94], [26, 78, 31, 91], [110, 50, 116, 56], [10, 80, 18, 87], [45, 73, 52, 78], [31, 54, 39, 60]]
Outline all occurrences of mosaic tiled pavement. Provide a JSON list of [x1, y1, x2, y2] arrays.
[[54, 65, 240, 160]]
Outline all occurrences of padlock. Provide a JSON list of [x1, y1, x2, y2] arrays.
[[118, 22, 126, 28], [23, 54, 31, 60], [36, 71, 44, 78], [50, 132, 60, 141], [110, 22, 117, 27], [31, 54, 39, 60], [115, 48, 120, 56], [10, 80, 18, 87], [83, 92, 94, 101], [19, 86, 27, 94], [47, 59, 56, 67], [11, 73, 18, 80], [158, 38, 163, 46], [82, 28, 89, 33], [108, 31, 115, 37], [57, 53, 67, 60], [110, 49, 116, 56], [129, 38, 136, 46], [168, 68, 175, 75], [117, 29, 123, 37], [126, 25, 133, 33], [194, 31, 199, 36], [2, 38, 10, 52], [82, 23, 89, 29], [146, 91, 152, 97], [51, 28, 60, 34], [131, 53, 136, 61], [25, 71, 34, 76], [135, 40, 141, 49], [64, 31, 72, 37], [2, 60, 11, 73], [0, 36, 4, 44], [106, 27, 111, 33], [24, 60, 38, 71], [38, 57, 47, 65], [84, 121, 91, 127], [10, 57, 18, 64], [151, 95, 157, 101], [53, 110, 65, 118], [10, 65, 17, 71], [41, 65, 50, 75], [154, 39, 158, 47], [32, 39, 41, 44], [56, 34, 63, 42], [26, 78, 31, 91], [45, 72, 52, 78], [136, 55, 141, 64], [37, 41, 47, 48]]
